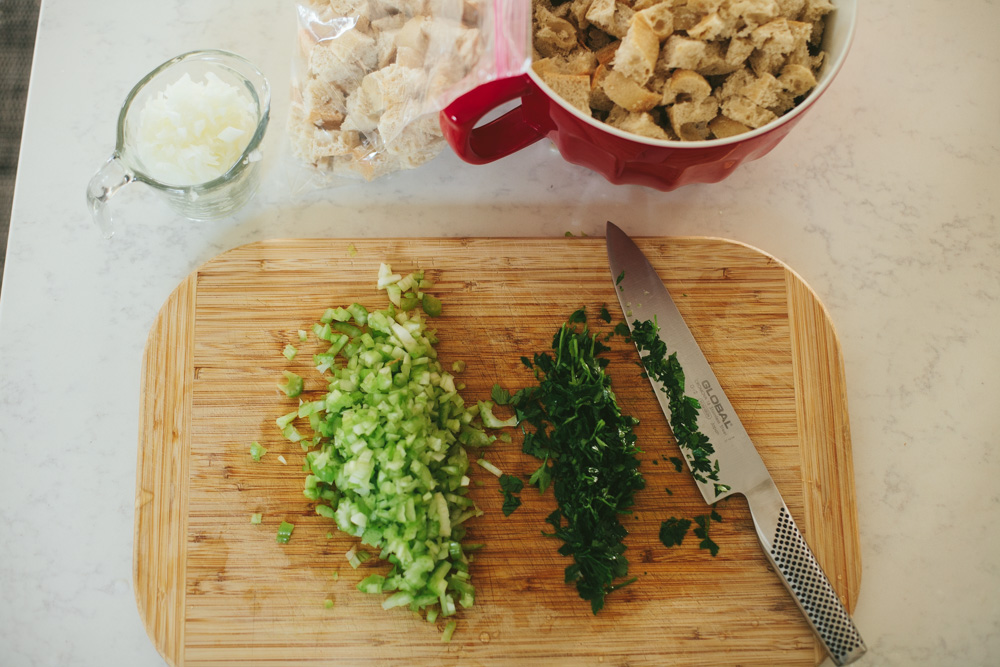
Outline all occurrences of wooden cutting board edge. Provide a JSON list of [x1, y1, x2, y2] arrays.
[[132, 236, 862, 667]]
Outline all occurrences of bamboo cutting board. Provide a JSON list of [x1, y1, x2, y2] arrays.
[[135, 237, 861, 667]]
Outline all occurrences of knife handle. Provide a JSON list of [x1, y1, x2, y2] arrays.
[[747, 487, 867, 665]]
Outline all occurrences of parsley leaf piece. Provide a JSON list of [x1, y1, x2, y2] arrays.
[[659, 517, 692, 548], [499, 474, 524, 516], [502, 494, 522, 516], [528, 459, 553, 493], [599, 305, 612, 323], [693, 513, 720, 557], [499, 474, 524, 494], [491, 384, 512, 406]]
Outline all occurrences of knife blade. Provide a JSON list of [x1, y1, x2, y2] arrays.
[[605, 221, 866, 666]]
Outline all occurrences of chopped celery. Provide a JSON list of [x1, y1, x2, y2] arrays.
[[250, 513, 263, 524], [278, 371, 304, 398], [283, 344, 298, 361], [421, 294, 442, 317], [324, 598, 334, 609], [477, 401, 517, 429], [249, 441, 267, 462], [357, 574, 386, 593], [346, 546, 371, 569], [441, 619, 457, 642], [285, 262, 497, 624], [276, 521, 295, 543], [476, 459, 503, 477]]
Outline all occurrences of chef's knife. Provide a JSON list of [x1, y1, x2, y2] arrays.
[[605, 221, 866, 666]]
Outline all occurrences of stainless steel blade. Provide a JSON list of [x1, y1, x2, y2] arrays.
[[605, 221, 769, 505], [605, 221, 867, 665]]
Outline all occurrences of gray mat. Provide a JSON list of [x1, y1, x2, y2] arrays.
[[0, 0, 41, 291]]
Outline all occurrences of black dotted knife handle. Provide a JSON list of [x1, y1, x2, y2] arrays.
[[764, 505, 867, 665]]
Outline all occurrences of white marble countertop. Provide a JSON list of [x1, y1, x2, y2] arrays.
[[1, 1, 998, 665]]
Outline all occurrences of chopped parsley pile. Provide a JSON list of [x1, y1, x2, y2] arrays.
[[487, 307, 727, 614], [510, 309, 647, 614]]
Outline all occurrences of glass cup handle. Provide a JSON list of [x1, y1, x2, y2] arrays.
[[87, 154, 134, 238]]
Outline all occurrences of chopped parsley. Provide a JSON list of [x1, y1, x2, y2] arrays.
[[658, 517, 692, 548], [513, 308, 645, 614], [694, 511, 723, 557], [499, 474, 524, 516], [659, 511, 722, 555], [490, 383, 513, 406], [630, 318, 723, 493]]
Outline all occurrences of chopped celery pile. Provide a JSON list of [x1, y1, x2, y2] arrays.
[[285, 263, 493, 624]]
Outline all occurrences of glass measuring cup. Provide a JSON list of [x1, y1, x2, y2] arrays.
[[87, 50, 270, 237]]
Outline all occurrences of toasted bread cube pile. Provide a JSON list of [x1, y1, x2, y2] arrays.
[[532, 0, 834, 141], [290, 0, 484, 180]]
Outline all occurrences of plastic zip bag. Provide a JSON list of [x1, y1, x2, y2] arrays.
[[287, 0, 531, 185]]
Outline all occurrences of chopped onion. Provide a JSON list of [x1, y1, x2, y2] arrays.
[[135, 72, 257, 185]]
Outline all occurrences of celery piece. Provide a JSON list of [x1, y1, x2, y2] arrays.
[[249, 441, 267, 462], [399, 292, 419, 311], [376, 263, 402, 289], [357, 574, 386, 594], [324, 599, 334, 609], [250, 513, 263, 524], [451, 360, 466, 373], [283, 344, 297, 361], [276, 521, 294, 544], [276, 411, 297, 429], [278, 371, 303, 398], [332, 321, 362, 338], [347, 303, 368, 326], [421, 294, 442, 317], [477, 401, 516, 429], [476, 459, 503, 477]]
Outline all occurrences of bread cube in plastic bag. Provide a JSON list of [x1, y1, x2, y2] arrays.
[[288, 0, 530, 184]]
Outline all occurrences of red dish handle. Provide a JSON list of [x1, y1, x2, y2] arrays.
[[440, 74, 550, 165]]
